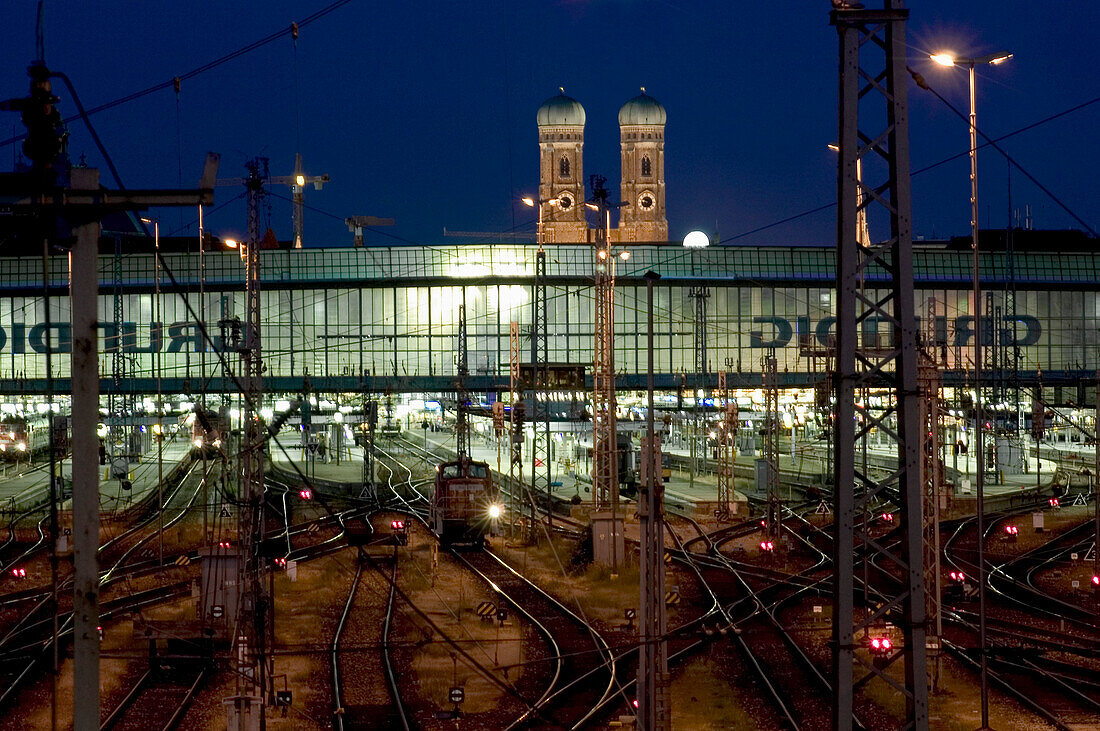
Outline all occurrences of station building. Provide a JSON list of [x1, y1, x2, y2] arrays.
[[1, 90, 1099, 443], [1, 230, 1098, 397]]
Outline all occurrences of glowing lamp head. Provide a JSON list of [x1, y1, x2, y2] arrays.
[[930, 53, 956, 67], [521, 196, 535, 207], [295, 174, 306, 187], [193, 437, 204, 449], [870, 637, 892, 653], [488, 504, 502, 520]]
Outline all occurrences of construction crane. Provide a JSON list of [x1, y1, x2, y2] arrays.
[[217, 154, 328, 247]]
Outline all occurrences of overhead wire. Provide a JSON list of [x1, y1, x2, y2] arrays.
[[0, 0, 356, 150]]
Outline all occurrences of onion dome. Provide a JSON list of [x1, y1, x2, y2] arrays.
[[618, 87, 666, 126], [537, 88, 586, 126]]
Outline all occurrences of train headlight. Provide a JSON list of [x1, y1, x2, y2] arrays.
[[488, 504, 502, 520], [16, 442, 27, 452], [0, 443, 6, 452], [193, 438, 204, 449]]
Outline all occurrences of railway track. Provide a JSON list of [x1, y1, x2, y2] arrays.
[[453, 548, 620, 730], [99, 665, 206, 731]]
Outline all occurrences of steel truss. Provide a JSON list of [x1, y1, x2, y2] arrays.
[[509, 321, 521, 536], [237, 158, 272, 708], [832, 3, 928, 729], [456, 298, 469, 459], [920, 298, 945, 691], [762, 351, 781, 538], [591, 185, 618, 511], [716, 371, 737, 520], [531, 249, 552, 529]]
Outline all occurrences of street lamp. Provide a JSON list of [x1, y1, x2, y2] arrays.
[[930, 47, 1011, 731], [522, 195, 564, 249]]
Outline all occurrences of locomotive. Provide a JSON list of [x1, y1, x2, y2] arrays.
[[0, 415, 50, 460], [430, 457, 502, 546]]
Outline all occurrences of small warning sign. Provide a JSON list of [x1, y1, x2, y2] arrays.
[[220, 505, 232, 518]]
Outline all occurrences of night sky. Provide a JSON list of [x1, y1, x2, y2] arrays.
[[2, 1, 1098, 247]]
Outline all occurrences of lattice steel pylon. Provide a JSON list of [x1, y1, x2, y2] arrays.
[[509, 321, 521, 537], [716, 371, 738, 520], [920, 298, 945, 691], [235, 157, 272, 714], [691, 285, 710, 477], [531, 248, 552, 529], [589, 176, 620, 511], [456, 299, 469, 459], [831, 3, 928, 729], [762, 351, 781, 538]]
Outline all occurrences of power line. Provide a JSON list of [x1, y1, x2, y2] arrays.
[[0, 0, 355, 150]]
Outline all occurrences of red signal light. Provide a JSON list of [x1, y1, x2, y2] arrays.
[[1049, 497, 1060, 507], [759, 540, 774, 552], [881, 512, 894, 523], [949, 571, 966, 582], [869, 636, 892, 654], [299, 489, 312, 500], [391, 520, 406, 531], [218, 541, 231, 549], [11, 567, 26, 578], [1093, 575, 1099, 586], [1004, 525, 1018, 535]]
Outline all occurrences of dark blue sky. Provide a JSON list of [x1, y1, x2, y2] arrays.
[[3, 1, 1098, 247]]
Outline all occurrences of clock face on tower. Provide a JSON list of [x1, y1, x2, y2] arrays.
[[638, 192, 655, 212], [558, 192, 574, 210]]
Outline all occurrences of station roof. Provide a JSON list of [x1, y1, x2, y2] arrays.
[[1, 230, 1098, 294]]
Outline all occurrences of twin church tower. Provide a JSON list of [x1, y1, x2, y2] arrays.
[[536, 88, 668, 243]]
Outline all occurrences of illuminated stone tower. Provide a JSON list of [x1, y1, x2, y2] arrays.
[[618, 88, 668, 242], [537, 89, 588, 242]]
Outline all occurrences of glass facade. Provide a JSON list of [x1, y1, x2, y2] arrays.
[[1, 242, 1098, 390]]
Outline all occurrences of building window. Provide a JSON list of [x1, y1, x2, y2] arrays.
[[641, 155, 652, 177], [559, 156, 570, 179]]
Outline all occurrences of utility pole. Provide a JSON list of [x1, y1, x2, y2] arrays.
[[920, 298, 944, 690], [588, 175, 626, 570], [531, 245, 553, 531], [456, 297, 469, 459], [233, 158, 273, 723], [509, 322, 522, 538], [831, 3, 928, 729], [690, 284, 709, 482], [762, 351, 781, 539], [1, 62, 216, 731], [716, 371, 738, 521], [638, 271, 670, 731]]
